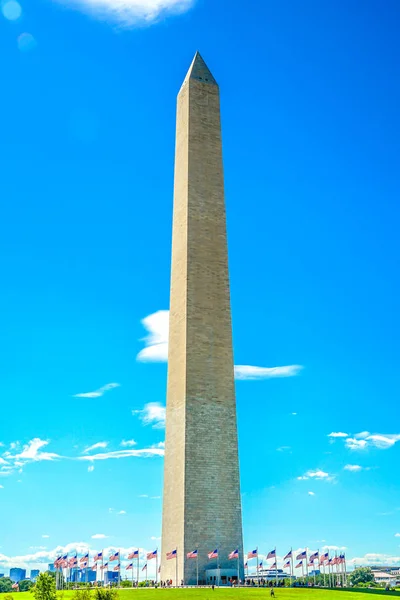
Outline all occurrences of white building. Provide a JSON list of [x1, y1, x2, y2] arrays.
[[372, 570, 398, 587]]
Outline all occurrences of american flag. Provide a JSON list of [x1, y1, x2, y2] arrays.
[[126, 564, 133, 571], [12, 583, 19, 589], [54, 556, 61, 567], [147, 550, 157, 560], [339, 554, 345, 563], [259, 561, 263, 570], [94, 552, 103, 562], [328, 558, 333, 565], [269, 562, 277, 570], [81, 561, 88, 568], [309, 551, 319, 561], [100, 563, 108, 570], [247, 549, 257, 559], [229, 549, 239, 560], [208, 549, 218, 559], [158, 566, 161, 574], [267, 549, 276, 559], [187, 550, 198, 559], [109, 551, 119, 561], [296, 550, 306, 560], [60, 560, 68, 569], [167, 549, 177, 560], [283, 561, 291, 569], [68, 556, 77, 568], [295, 561, 303, 569], [91, 565, 97, 571], [283, 550, 292, 560], [128, 550, 139, 560], [319, 552, 329, 565], [308, 561, 314, 567], [142, 563, 147, 572], [114, 564, 120, 572], [80, 554, 89, 564], [244, 562, 248, 569]]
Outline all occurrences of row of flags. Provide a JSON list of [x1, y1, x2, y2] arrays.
[[54, 547, 346, 575]]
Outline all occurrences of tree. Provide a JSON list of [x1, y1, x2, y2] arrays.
[[33, 572, 57, 600], [19, 579, 34, 592], [348, 567, 374, 586], [0, 578, 13, 593]]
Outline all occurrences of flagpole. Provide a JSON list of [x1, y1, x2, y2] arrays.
[[305, 548, 308, 582], [137, 551, 139, 588], [176, 547, 178, 588], [344, 554, 347, 587], [314, 551, 317, 587], [256, 548, 259, 587], [119, 549, 121, 588], [323, 557, 326, 587], [156, 548, 158, 586], [237, 551, 239, 587], [290, 548, 294, 586], [197, 551, 199, 587]]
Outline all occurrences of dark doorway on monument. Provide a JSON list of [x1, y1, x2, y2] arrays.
[[205, 569, 238, 586]]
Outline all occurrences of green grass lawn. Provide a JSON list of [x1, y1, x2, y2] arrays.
[[2, 590, 400, 600]]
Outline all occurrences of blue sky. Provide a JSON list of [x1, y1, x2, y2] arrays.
[[1, 0, 400, 576]]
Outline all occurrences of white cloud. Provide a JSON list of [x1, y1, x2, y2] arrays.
[[88, 465, 95, 472], [234, 365, 303, 380], [151, 537, 161, 541], [51, 0, 194, 27], [308, 491, 315, 496], [298, 469, 333, 481], [120, 439, 137, 447], [150, 496, 161, 499], [139, 494, 148, 498], [73, 383, 120, 399], [345, 433, 400, 451], [137, 311, 169, 362], [328, 432, 348, 438], [344, 464, 363, 472], [0, 485, 3, 489], [42, 535, 50, 539], [277, 446, 291, 452], [346, 438, 368, 450], [83, 441, 109, 454], [91, 534, 108, 539], [133, 402, 166, 429], [349, 553, 400, 566], [395, 534, 400, 538], [137, 311, 303, 380], [291, 412, 297, 416], [15, 438, 60, 462], [78, 446, 164, 461], [118, 510, 126, 515], [322, 545, 347, 551]]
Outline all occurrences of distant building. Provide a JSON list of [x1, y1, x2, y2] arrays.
[[248, 569, 290, 583], [48, 564, 56, 572], [104, 571, 119, 584], [0, 574, 4, 578], [10, 568, 26, 583], [372, 570, 399, 588], [30, 570, 40, 581]]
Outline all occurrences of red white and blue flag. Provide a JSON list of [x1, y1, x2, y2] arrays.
[[109, 552, 119, 562], [259, 561, 263, 570], [320, 552, 329, 564], [295, 561, 303, 569], [81, 561, 88, 568], [80, 554, 89, 564], [283, 550, 292, 560], [208, 549, 218, 559], [247, 549, 257, 559], [187, 550, 198, 559], [142, 564, 147, 572], [147, 550, 157, 560], [114, 564, 120, 572], [269, 563, 277, 569], [267, 549, 276, 559], [339, 554, 345, 563], [54, 556, 61, 568], [283, 561, 291, 569], [244, 562, 248, 570], [68, 556, 77, 568], [91, 565, 97, 571], [12, 583, 19, 589], [128, 550, 139, 560], [94, 552, 103, 562], [167, 549, 177, 560], [309, 552, 319, 561], [126, 564, 133, 571], [296, 550, 306, 560], [100, 563, 108, 570], [229, 549, 239, 560]]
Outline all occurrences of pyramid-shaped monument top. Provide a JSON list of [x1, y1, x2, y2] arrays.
[[184, 52, 218, 86]]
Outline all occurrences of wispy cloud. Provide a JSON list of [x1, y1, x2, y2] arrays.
[[120, 439, 137, 447], [73, 383, 120, 399], [395, 533, 400, 538], [322, 545, 347, 551], [349, 553, 400, 566], [151, 536, 161, 541], [276, 446, 291, 452], [0, 485, 4, 489], [234, 365, 303, 380], [328, 432, 348, 438], [133, 402, 166, 429], [52, 0, 194, 27], [344, 432, 400, 451], [298, 469, 334, 481], [88, 465, 95, 472], [83, 442, 108, 454], [78, 446, 164, 461], [344, 464, 363, 472], [91, 534, 108, 539], [308, 491, 315, 496], [137, 311, 303, 380]]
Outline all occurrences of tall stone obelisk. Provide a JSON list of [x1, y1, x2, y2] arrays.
[[161, 53, 243, 586]]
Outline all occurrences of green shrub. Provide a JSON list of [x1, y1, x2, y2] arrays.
[[93, 588, 119, 600]]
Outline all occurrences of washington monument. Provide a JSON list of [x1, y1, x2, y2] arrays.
[[161, 52, 244, 585]]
